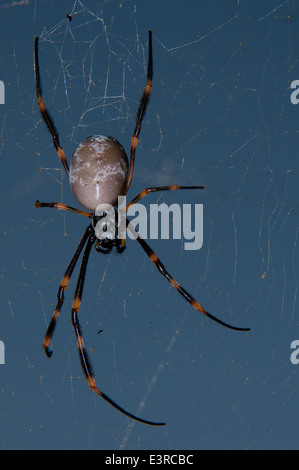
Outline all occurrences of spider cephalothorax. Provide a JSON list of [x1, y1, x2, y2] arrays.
[[93, 205, 126, 254]]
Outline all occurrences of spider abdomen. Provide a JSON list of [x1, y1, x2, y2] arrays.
[[69, 135, 129, 211]]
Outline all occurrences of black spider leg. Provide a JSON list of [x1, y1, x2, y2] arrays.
[[126, 219, 251, 332], [71, 231, 166, 426], [42, 225, 93, 357], [123, 30, 153, 194], [34, 36, 69, 176]]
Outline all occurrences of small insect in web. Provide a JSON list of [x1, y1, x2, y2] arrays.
[[34, 31, 250, 426]]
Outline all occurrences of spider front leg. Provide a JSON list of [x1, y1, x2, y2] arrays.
[[123, 30, 153, 195], [127, 220, 251, 332], [34, 36, 69, 176], [70, 231, 165, 426], [42, 225, 93, 357]]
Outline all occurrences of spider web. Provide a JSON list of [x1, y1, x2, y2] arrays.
[[0, 0, 299, 450]]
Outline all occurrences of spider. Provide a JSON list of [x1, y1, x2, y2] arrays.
[[34, 31, 250, 426]]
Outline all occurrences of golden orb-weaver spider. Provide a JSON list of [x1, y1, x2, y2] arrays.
[[34, 30, 250, 426]]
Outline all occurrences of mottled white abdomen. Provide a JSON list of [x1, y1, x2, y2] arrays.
[[69, 135, 129, 211]]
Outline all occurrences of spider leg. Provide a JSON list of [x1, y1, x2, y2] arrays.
[[34, 36, 69, 177], [127, 220, 251, 332], [42, 225, 93, 357], [124, 30, 153, 194], [71, 232, 165, 426], [126, 185, 205, 210], [35, 200, 93, 218]]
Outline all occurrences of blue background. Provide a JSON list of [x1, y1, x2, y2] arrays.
[[0, 0, 299, 450]]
